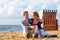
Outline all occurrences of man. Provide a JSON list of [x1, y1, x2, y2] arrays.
[[21, 11, 30, 37], [21, 11, 38, 38]]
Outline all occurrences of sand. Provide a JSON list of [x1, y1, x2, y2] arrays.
[[0, 30, 60, 40]]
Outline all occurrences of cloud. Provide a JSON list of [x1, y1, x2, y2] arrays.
[[0, 0, 18, 17], [0, 0, 60, 25], [0, 7, 4, 15], [0, 18, 20, 25], [0, 0, 59, 16], [53, 0, 60, 3], [7, 5, 15, 16], [57, 7, 60, 14]]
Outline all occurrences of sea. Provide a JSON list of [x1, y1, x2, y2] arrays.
[[0, 25, 23, 32], [0, 25, 59, 32]]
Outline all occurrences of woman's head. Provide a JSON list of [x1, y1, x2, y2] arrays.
[[32, 11, 39, 19]]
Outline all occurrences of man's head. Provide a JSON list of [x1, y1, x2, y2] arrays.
[[23, 11, 28, 19]]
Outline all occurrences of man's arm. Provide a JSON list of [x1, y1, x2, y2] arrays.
[[21, 20, 30, 29]]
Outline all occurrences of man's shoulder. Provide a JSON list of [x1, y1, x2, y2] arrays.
[[21, 19, 25, 23]]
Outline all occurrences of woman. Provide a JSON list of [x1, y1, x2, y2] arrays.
[[32, 11, 57, 38]]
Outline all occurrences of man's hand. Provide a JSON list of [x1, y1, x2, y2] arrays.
[[25, 20, 31, 26]]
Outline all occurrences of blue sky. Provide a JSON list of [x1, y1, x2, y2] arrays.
[[0, 0, 60, 25]]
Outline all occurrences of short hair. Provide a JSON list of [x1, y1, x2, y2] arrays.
[[23, 11, 28, 16]]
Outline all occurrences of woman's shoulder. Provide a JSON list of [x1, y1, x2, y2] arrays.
[[37, 20, 42, 24]]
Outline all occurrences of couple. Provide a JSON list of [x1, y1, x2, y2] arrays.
[[21, 11, 57, 38]]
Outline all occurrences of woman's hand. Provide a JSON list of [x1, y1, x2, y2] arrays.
[[30, 26, 36, 30], [40, 19, 43, 23]]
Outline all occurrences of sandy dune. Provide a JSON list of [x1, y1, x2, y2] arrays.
[[0, 30, 60, 40]]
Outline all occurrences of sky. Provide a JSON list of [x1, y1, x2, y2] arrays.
[[0, 0, 60, 25]]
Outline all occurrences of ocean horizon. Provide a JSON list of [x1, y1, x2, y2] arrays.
[[0, 25, 59, 32], [0, 25, 23, 32]]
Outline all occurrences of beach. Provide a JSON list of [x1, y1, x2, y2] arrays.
[[0, 30, 59, 40]]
